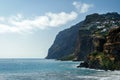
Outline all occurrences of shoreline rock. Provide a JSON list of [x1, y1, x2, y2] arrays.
[[78, 27, 120, 71]]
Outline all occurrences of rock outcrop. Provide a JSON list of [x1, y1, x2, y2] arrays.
[[104, 27, 120, 61], [79, 27, 120, 70]]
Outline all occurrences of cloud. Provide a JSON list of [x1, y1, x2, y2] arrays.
[[0, 17, 5, 22], [0, 1, 94, 34], [0, 11, 77, 34], [73, 1, 93, 13]]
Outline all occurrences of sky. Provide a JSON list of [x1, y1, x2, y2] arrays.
[[0, 0, 119, 58]]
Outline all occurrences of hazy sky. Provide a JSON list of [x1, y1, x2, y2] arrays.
[[0, 0, 119, 58]]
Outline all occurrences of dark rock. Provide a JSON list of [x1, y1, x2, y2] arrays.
[[77, 61, 89, 68], [46, 22, 83, 59], [104, 27, 120, 60], [80, 27, 120, 70], [84, 13, 104, 24], [93, 36, 106, 52], [75, 30, 94, 61]]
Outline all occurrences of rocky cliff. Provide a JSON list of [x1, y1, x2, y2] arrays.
[[104, 27, 120, 61], [79, 27, 120, 70], [46, 12, 120, 61], [74, 30, 94, 60], [46, 22, 83, 59], [75, 12, 120, 61]]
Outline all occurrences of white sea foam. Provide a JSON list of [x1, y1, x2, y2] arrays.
[[76, 75, 99, 79], [80, 67, 105, 72], [76, 75, 120, 80], [76, 69, 120, 80]]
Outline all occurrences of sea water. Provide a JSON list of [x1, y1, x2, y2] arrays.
[[0, 59, 119, 80]]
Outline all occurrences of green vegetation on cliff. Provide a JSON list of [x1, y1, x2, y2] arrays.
[[88, 52, 120, 70], [58, 54, 75, 61], [80, 27, 120, 70]]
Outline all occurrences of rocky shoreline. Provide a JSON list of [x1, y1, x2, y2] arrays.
[[78, 27, 120, 71]]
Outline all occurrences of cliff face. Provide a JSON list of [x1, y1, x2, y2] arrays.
[[79, 27, 120, 70], [104, 27, 120, 60], [93, 36, 106, 52], [46, 12, 120, 60], [74, 30, 94, 60], [46, 22, 83, 59], [75, 12, 120, 61]]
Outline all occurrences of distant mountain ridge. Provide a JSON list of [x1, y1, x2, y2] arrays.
[[46, 12, 120, 61]]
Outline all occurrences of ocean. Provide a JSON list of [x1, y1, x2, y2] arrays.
[[0, 59, 119, 80]]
